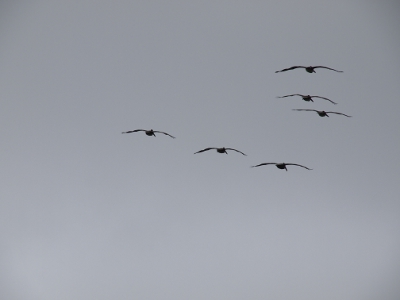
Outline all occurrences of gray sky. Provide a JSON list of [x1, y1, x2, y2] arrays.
[[1, 1, 400, 299]]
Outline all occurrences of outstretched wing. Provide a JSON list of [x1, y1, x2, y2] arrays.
[[292, 109, 317, 112], [275, 66, 305, 73], [311, 96, 337, 104], [326, 112, 352, 117], [313, 66, 343, 72], [122, 129, 145, 134], [277, 94, 304, 98], [154, 131, 176, 138], [194, 147, 215, 154], [285, 163, 313, 170], [225, 148, 247, 156], [251, 163, 275, 168]]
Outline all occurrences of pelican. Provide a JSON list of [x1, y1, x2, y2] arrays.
[[121, 129, 175, 138], [251, 162, 312, 171], [194, 147, 246, 156], [277, 94, 337, 105], [293, 109, 351, 117], [275, 66, 343, 73]]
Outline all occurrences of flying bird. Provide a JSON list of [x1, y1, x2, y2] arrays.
[[194, 147, 246, 156], [251, 162, 312, 171], [277, 94, 337, 105], [121, 129, 175, 138], [275, 66, 343, 73], [293, 109, 352, 117]]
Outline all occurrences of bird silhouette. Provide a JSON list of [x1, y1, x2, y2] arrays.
[[251, 162, 312, 171], [275, 66, 343, 73], [194, 147, 246, 156], [121, 129, 175, 138], [277, 94, 337, 105], [293, 109, 351, 117]]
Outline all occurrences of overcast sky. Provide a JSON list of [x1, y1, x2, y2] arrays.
[[1, 1, 400, 299]]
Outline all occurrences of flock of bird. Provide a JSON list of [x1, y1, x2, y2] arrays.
[[123, 65, 348, 171], [275, 65, 351, 118]]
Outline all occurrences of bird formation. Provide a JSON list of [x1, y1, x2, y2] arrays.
[[122, 64, 350, 172], [275, 65, 351, 118]]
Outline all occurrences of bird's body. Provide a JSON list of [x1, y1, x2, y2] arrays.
[[251, 162, 312, 171], [194, 147, 246, 156], [275, 65, 343, 73], [277, 94, 337, 105], [293, 109, 351, 117], [121, 129, 175, 138]]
